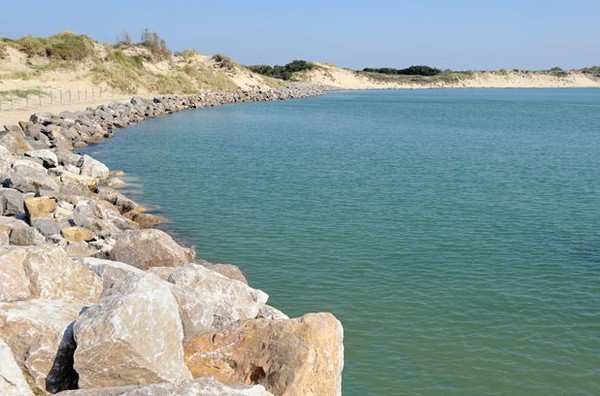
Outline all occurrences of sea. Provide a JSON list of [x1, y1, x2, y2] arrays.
[[81, 89, 600, 395]]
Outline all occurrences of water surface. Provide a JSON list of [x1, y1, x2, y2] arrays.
[[83, 89, 600, 395]]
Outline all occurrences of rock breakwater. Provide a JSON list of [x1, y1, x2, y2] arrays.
[[0, 85, 343, 395]]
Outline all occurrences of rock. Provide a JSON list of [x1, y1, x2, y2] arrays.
[[108, 229, 194, 270], [0, 145, 15, 174], [0, 129, 32, 155], [25, 149, 58, 168], [9, 226, 46, 246], [59, 170, 98, 192], [77, 256, 145, 280], [1, 246, 102, 303], [78, 154, 109, 179], [123, 210, 166, 228], [31, 218, 61, 237], [196, 259, 248, 284], [24, 196, 56, 219], [2, 159, 60, 193], [0, 338, 34, 396], [184, 313, 344, 396], [256, 304, 289, 320], [0, 215, 31, 233], [57, 377, 273, 395], [104, 176, 125, 188], [63, 241, 96, 257], [73, 199, 138, 237], [0, 298, 83, 394], [61, 226, 94, 242], [0, 188, 25, 216], [30, 111, 55, 125], [0, 229, 8, 246], [73, 270, 191, 388], [167, 263, 267, 339], [0, 248, 31, 302]]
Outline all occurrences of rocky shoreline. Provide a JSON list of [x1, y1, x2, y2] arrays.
[[0, 85, 344, 395]]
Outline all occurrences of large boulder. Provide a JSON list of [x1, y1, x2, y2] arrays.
[[184, 313, 344, 396], [73, 271, 191, 388], [8, 226, 46, 246], [25, 149, 58, 168], [0, 338, 34, 396], [166, 263, 268, 339], [2, 159, 60, 193], [196, 259, 248, 284], [0, 129, 32, 155], [0, 246, 102, 303], [108, 229, 194, 270], [0, 187, 25, 216], [0, 247, 31, 301], [72, 199, 138, 237], [58, 377, 273, 396], [78, 154, 109, 180], [0, 299, 83, 394]]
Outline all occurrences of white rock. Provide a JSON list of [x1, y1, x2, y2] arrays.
[[78, 154, 109, 179], [0, 337, 34, 396], [167, 263, 268, 339], [73, 270, 191, 388]]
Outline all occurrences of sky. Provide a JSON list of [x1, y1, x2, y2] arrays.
[[1, 0, 598, 71]]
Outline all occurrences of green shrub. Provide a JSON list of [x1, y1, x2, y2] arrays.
[[247, 60, 315, 80], [362, 65, 442, 76], [4, 32, 95, 61]]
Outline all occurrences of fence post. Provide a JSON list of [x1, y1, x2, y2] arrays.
[[10, 92, 14, 109], [26, 91, 29, 107], [78, 90, 81, 101], [38, 87, 42, 105], [69, 89, 72, 102], [60, 90, 63, 103]]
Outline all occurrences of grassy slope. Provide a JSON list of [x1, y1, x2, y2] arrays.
[[0, 32, 280, 96]]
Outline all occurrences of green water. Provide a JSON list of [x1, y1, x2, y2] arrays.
[[83, 89, 600, 395]]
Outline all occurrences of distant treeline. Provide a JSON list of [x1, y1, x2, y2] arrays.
[[362, 65, 442, 76], [247, 60, 315, 80]]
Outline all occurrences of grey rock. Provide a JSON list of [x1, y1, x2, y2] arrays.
[[25, 149, 58, 168], [78, 154, 109, 179], [31, 218, 61, 237], [73, 199, 138, 237], [2, 159, 60, 193], [9, 226, 46, 246], [29, 111, 55, 125], [0, 188, 25, 216]]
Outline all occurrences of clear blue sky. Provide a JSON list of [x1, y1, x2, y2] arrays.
[[1, 0, 598, 70]]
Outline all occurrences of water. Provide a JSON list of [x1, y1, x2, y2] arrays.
[[82, 89, 600, 395]]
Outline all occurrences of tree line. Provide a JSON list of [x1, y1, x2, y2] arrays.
[[362, 65, 442, 76], [247, 60, 315, 80]]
